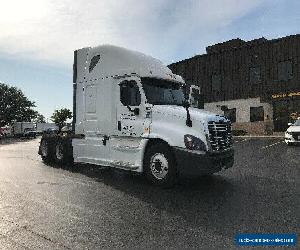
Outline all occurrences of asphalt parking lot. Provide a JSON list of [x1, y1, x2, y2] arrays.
[[0, 137, 298, 249]]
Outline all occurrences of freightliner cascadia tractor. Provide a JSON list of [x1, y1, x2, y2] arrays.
[[39, 45, 234, 187]]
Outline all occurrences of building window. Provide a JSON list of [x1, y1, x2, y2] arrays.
[[250, 106, 264, 122], [249, 66, 261, 83], [211, 74, 221, 92], [224, 108, 236, 123], [278, 60, 293, 81]]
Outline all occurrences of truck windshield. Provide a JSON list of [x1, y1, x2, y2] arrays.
[[141, 77, 185, 105]]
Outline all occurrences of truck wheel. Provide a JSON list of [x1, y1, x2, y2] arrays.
[[285, 140, 292, 146], [144, 143, 177, 188], [54, 139, 74, 167], [40, 139, 54, 163]]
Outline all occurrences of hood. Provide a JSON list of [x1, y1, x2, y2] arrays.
[[287, 125, 300, 133], [152, 105, 228, 124]]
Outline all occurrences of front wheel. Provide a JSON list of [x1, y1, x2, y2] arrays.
[[144, 143, 177, 188]]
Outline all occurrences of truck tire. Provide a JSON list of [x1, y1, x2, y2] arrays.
[[40, 139, 54, 163], [144, 143, 177, 188], [54, 139, 74, 167]]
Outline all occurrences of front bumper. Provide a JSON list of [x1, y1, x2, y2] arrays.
[[173, 147, 234, 177], [285, 132, 300, 144]]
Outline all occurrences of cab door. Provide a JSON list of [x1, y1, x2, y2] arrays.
[[116, 78, 148, 137], [110, 77, 150, 170]]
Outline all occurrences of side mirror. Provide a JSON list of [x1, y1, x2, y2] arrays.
[[183, 100, 190, 108], [288, 123, 292, 126], [133, 108, 139, 116], [198, 94, 204, 109], [126, 106, 140, 116]]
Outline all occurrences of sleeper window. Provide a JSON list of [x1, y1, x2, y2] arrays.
[[89, 55, 100, 72]]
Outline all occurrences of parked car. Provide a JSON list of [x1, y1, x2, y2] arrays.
[[36, 123, 58, 134], [285, 118, 300, 145], [23, 128, 37, 138], [43, 128, 58, 135], [0, 126, 12, 137]]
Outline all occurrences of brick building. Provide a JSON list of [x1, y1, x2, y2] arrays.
[[168, 34, 300, 134]]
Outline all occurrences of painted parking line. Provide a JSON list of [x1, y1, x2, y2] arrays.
[[261, 140, 284, 149], [234, 138, 250, 143]]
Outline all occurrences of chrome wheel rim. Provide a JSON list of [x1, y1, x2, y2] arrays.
[[150, 153, 169, 180], [55, 143, 63, 160], [41, 140, 48, 157]]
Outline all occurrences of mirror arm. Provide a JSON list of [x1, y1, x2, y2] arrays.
[[126, 105, 134, 112], [183, 100, 192, 127]]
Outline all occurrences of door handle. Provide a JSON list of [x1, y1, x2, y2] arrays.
[[126, 106, 140, 116], [102, 135, 109, 146]]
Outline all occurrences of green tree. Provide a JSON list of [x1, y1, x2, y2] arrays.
[[51, 108, 72, 130], [34, 114, 46, 123], [0, 83, 39, 126]]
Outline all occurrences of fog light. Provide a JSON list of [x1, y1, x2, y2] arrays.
[[184, 134, 206, 151]]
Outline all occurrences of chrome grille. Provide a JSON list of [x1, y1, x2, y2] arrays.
[[208, 120, 233, 151], [291, 132, 300, 140]]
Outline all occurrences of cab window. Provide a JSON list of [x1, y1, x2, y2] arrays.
[[120, 80, 141, 106]]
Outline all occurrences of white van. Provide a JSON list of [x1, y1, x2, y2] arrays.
[[39, 45, 234, 187]]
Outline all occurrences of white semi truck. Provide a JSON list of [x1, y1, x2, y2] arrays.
[[39, 45, 234, 187]]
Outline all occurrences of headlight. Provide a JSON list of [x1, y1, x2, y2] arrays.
[[184, 134, 206, 151], [286, 131, 292, 135]]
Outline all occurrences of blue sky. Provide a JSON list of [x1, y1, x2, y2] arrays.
[[0, 0, 299, 119]]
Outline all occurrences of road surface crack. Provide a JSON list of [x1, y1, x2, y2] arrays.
[[1, 217, 71, 249]]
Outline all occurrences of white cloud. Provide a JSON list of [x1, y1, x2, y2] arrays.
[[0, 0, 264, 65]]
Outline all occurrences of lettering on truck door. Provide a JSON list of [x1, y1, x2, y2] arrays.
[[110, 77, 150, 170], [118, 79, 143, 137]]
